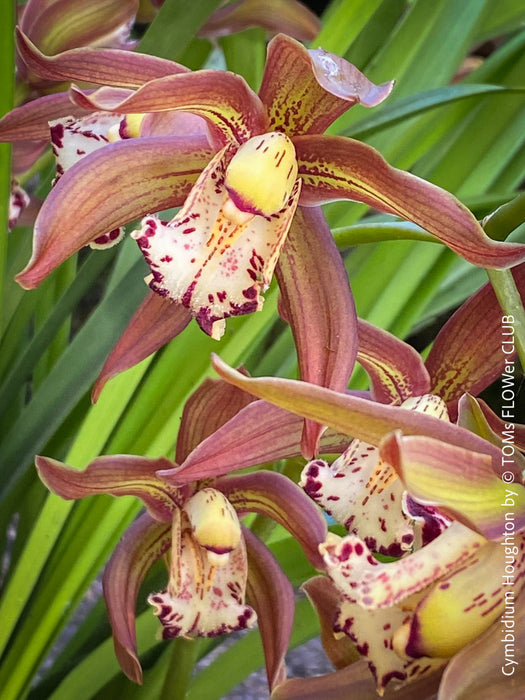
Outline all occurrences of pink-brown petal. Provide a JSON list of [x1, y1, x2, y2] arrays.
[[103, 513, 171, 683], [133, 147, 300, 339], [16, 134, 214, 289], [0, 91, 92, 142], [380, 431, 525, 539], [244, 527, 294, 691], [176, 372, 255, 464], [16, 27, 188, 88], [357, 319, 431, 404], [69, 70, 268, 146], [258, 34, 393, 138], [276, 206, 357, 458], [426, 262, 525, 414], [295, 135, 525, 268], [210, 356, 508, 476], [93, 294, 191, 402], [36, 454, 179, 521], [162, 399, 349, 484], [216, 471, 328, 570], [200, 0, 320, 41]]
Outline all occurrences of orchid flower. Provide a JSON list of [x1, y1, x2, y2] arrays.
[[2, 34, 524, 458], [34, 372, 328, 688]]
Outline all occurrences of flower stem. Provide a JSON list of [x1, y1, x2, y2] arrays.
[[160, 638, 199, 700]]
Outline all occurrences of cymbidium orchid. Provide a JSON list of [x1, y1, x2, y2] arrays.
[[2, 32, 524, 461], [34, 373, 327, 688], [183, 265, 525, 696]]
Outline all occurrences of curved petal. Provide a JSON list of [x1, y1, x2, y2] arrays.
[[162, 399, 349, 483], [459, 396, 525, 452], [426, 263, 525, 413], [258, 34, 393, 137], [210, 356, 507, 475], [399, 536, 525, 658], [0, 91, 92, 142], [133, 146, 300, 339], [36, 454, 179, 521], [16, 27, 187, 88], [216, 471, 328, 570], [103, 513, 171, 683], [200, 0, 320, 41], [176, 373, 255, 463], [438, 590, 525, 699], [380, 432, 525, 539], [19, 0, 138, 56], [69, 70, 268, 146], [276, 206, 357, 458], [93, 293, 191, 402], [295, 135, 525, 269], [16, 135, 214, 289], [357, 320, 431, 404], [321, 524, 485, 609], [244, 527, 294, 691]]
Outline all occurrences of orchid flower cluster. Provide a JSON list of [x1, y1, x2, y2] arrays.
[[2, 5, 525, 699]]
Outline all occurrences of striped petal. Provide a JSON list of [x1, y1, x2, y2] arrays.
[[35, 454, 180, 521], [132, 144, 300, 339], [426, 262, 525, 414], [380, 431, 525, 539], [295, 135, 525, 269], [276, 206, 357, 457], [16, 27, 187, 88], [16, 135, 213, 289], [357, 320, 431, 404], [259, 34, 393, 137], [103, 513, 171, 683], [69, 69, 268, 146]]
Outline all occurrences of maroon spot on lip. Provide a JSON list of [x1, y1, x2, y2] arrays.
[[242, 286, 257, 299]]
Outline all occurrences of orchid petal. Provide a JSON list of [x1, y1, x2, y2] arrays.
[[380, 432, 525, 539], [272, 661, 442, 700], [295, 135, 525, 268], [357, 319, 431, 404], [19, 0, 138, 56], [398, 536, 525, 659], [200, 1, 320, 41], [438, 590, 525, 699], [163, 399, 349, 483], [102, 513, 171, 683], [16, 28, 188, 88], [244, 527, 294, 690], [210, 357, 506, 474], [321, 523, 485, 610], [93, 294, 191, 402], [148, 509, 256, 638], [176, 373, 254, 463], [301, 444, 415, 558], [459, 395, 525, 452], [276, 206, 357, 458], [132, 146, 300, 339], [69, 70, 268, 146], [302, 575, 360, 670], [0, 91, 91, 142], [335, 596, 446, 694], [16, 135, 213, 289], [457, 395, 525, 474], [35, 454, 179, 521], [216, 471, 328, 570], [259, 34, 393, 138], [12, 139, 48, 173], [426, 263, 525, 412]]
